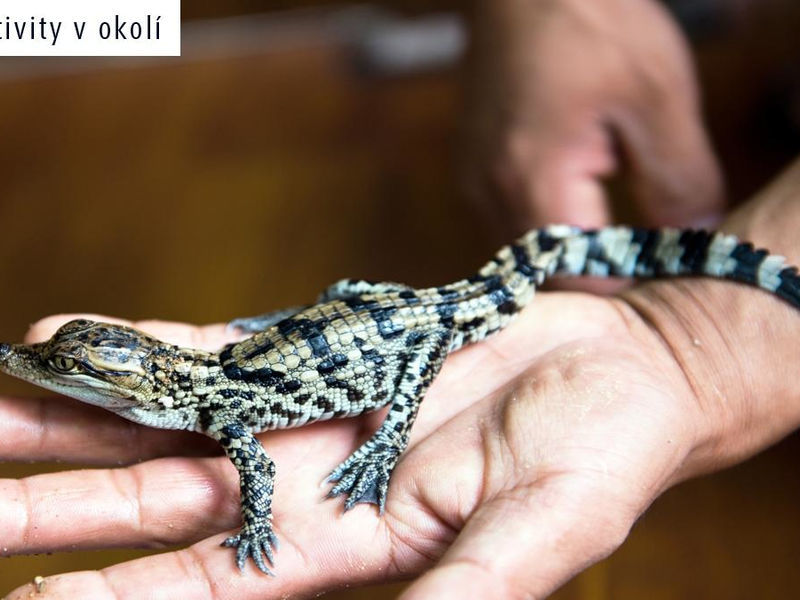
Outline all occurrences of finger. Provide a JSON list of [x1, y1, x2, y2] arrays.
[[490, 116, 616, 231], [399, 330, 691, 600], [610, 18, 723, 228], [0, 420, 364, 554], [24, 314, 244, 351], [0, 393, 218, 463], [614, 98, 724, 228], [495, 69, 723, 233], [397, 395, 638, 600], [5, 522, 395, 600], [0, 456, 237, 555], [5, 430, 408, 599], [399, 478, 632, 600]]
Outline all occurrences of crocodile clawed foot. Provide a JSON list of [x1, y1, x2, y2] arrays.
[[326, 438, 401, 513], [222, 525, 279, 575]]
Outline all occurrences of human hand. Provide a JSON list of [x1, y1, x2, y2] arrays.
[[463, 0, 723, 233], [5, 267, 794, 600], [7, 156, 800, 599]]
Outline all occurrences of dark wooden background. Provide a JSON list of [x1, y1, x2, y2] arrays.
[[1, 1, 800, 597]]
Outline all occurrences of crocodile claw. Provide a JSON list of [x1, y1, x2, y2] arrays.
[[326, 438, 401, 513], [222, 528, 279, 575]]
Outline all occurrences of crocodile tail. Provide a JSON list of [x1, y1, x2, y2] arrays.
[[550, 227, 800, 309], [447, 225, 800, 350], [445, 225, 579, 349]]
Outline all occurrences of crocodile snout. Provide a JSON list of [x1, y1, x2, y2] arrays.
[[0, 343, 10, 360]]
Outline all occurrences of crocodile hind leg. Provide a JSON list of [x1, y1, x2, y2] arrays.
[[326, 328, 452, 512], [317, 278, 414, 302], [229, 280, 413, 333], [228, 306, 309, 333]]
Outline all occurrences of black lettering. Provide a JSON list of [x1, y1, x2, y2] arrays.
[[114, 15, 127, 40]]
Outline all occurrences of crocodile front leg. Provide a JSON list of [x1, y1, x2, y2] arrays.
[[229, 281, 414, 333], [327, 328, 452, 512], [207, 417, 278, 574]]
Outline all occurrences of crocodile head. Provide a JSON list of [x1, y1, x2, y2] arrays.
[[0, 319, 164, 410]]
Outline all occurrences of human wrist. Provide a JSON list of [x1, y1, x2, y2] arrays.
[[622, 160, 800, 481]]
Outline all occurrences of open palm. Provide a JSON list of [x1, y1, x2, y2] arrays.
[[3, 289, 706, 599]]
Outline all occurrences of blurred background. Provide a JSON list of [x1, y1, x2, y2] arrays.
[[1, 0, 800, 597]]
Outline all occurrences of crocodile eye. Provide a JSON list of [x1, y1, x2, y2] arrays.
[[49, 356, 77, 373]]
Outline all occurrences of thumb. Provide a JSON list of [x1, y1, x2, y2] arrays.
[[399, 480, 632, 600], [612, 90, 724, 228], [491, 116, 618, 230], [609, 16, 724, 228]]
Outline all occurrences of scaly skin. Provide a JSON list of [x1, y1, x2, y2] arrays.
[[1, 225, 798, 574]]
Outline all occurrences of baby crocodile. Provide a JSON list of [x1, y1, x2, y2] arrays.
[[1, 225, 799, 574]]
